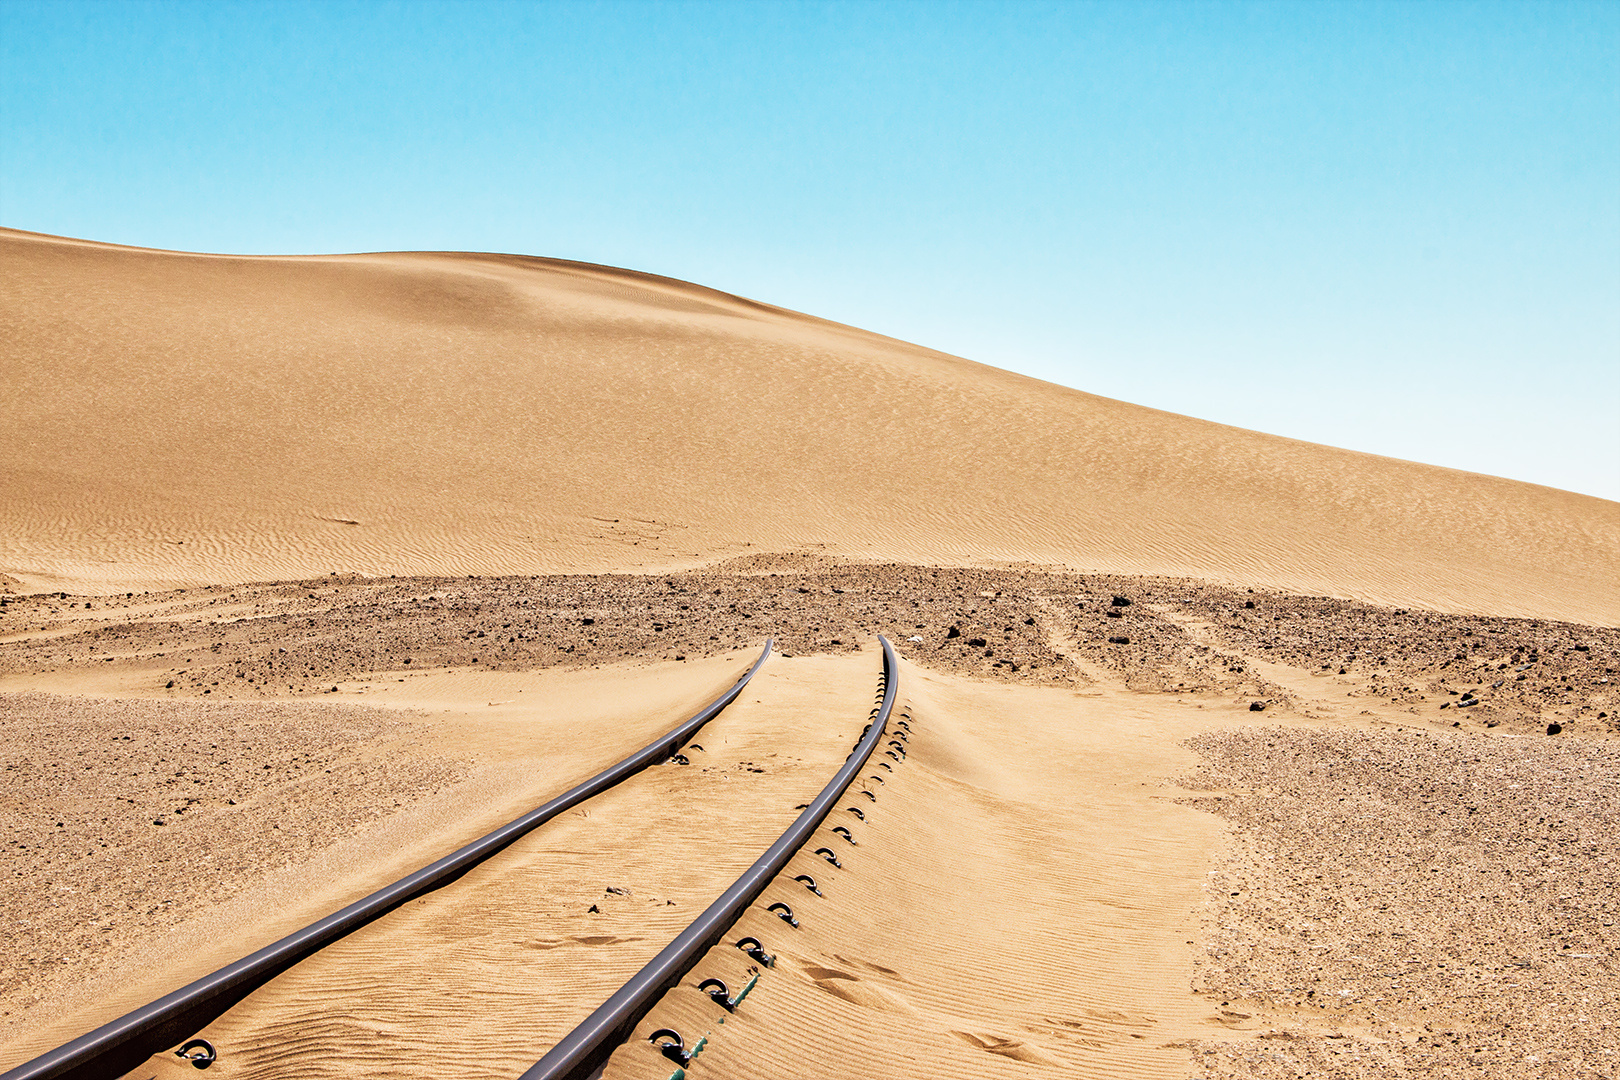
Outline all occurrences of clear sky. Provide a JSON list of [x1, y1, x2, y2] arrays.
[[4, 0, 1617, 500]]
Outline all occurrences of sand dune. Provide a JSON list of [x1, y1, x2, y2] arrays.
[[3, 227, 1615, 623]]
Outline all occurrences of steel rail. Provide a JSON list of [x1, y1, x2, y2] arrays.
[[520, 634, 898, 1080], [2, 640, 775, 1080]]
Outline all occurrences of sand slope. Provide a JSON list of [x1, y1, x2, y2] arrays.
[[3, 228, 1615, 623]]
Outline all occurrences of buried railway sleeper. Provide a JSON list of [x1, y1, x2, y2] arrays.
[[640, 691, 915, 1077], [520, 636, 900, 1080], [1, 641, 775, 1080], [653, 970, 762, 1080]]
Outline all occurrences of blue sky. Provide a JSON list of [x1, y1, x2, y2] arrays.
[[4, 0, 1616, 499]]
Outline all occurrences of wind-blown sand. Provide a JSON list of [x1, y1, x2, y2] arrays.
[[2, 230, 1618, 1079], [3, 228, 1616, 624]]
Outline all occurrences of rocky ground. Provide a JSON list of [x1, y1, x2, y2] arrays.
[[1, 557, 1612, 734], [1184, 727, 1620, 1079]]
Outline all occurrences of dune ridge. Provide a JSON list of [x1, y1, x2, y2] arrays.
[[3, 227, 1615, 624]]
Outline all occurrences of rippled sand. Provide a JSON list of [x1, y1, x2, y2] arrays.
[[4, 228, 1616, 624]]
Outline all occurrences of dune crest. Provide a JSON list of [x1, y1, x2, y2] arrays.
[[3, 228, 1615, 623]]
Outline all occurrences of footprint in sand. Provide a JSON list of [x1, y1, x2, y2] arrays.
[[520, 934, 643, 950], [800, 964, 920, 1015], [950, 1030, 1060, 1064]]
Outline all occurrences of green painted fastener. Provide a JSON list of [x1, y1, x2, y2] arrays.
[[731, 972, 761, 1008]]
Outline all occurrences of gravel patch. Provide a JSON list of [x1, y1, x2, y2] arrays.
[[0, 693, 464, 1014], [3, 564, 1611, 737], [1184, 726, 1620, 1079]]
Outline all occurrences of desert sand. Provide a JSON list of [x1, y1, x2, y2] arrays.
[[1, 231, 1617, 1079], [3, 228, 1617, 624]]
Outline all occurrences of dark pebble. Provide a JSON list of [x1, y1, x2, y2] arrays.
[[1547, 722, 1563, 735], [1249, 701, 1266, 712]]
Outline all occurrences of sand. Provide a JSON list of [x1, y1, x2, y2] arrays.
[[4, 230, 1620, 1079], [3, 228, 1617, 625]]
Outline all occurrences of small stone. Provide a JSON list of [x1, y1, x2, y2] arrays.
[[582, 617, 595, 626], [1249, 701, 1266, 712], [946, 626, 960, 639], [587, 904, 600, 913], [966, 637, 987, 648], [1547, 722, 1563, 735], [1244, 600, 1256, 609], [1106, 609, 1123, 618], [1111, 595, 1131, 607], [1107, 635, 1130, 645]]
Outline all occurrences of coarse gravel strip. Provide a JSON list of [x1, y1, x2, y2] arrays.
[[4, 561, 1613, 735], [1183, 726, 1620, 1080]]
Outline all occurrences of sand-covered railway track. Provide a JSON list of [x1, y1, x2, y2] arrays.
[[2, 637, 908, 1080], [523, 635, 900, 1080]]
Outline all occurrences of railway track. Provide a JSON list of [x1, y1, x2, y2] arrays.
[[522, 635, 900, 1080], [3, 635, 904, 1080]]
